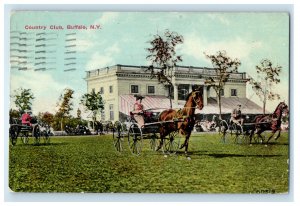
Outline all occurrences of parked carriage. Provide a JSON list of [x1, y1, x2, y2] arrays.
[[112, 89, 204, 155], [9, 117, 51, 146]]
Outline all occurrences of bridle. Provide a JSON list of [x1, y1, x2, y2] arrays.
[[191, 91, 203, 109]]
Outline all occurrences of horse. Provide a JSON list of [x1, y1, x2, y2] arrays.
[[156, 88, 204, 153], [249, 101, 289, 144]]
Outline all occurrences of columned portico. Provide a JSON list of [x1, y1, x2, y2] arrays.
[[174, 84, 178, 105], [203, 85, 208, 106]]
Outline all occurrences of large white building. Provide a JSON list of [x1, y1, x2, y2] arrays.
[[85, 64, 262, 122]]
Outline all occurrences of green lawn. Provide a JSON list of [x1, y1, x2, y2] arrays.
[[9, 132, 289, 193]]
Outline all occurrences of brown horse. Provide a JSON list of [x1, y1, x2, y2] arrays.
[[157, 88, 204, 153], [249, 102, 289, 144]]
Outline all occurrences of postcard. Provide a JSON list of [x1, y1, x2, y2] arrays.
[[9, 11, 289, 194]]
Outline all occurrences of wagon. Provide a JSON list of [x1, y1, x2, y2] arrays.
[[218, 118, 269, 144], [9, 118, 51, 146], [112, 109, 181, 155]]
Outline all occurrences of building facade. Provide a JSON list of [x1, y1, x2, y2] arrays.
[[85, 64, 259, 122]]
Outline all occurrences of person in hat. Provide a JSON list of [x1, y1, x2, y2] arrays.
[[230, 104, 244, 125], [132, 95, 145, 128], [21, 109, 32, 127]]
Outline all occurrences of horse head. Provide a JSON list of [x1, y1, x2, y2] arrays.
[[273, 101, 289, 117], [191, 88, 204, 110], [278, 101, 288, 111], [280, 101, 289, 116]]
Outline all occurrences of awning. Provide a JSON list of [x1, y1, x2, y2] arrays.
[[119, 95, 264, 116], [119, 95, 178, 116], [199, 97, 264, 114]]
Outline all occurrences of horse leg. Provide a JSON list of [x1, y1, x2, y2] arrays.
[[180, 132, 191, 154], [249, 129, 255, 144], [256, 129, 264, 144], [274, 129, 281, 141], [157, 128, 167, 151], [266, 130, 276, 143]]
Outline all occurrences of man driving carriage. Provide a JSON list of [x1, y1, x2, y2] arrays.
[[21, 109, 38, 135], [230, 104, 244, 126], [21, 109, 33, 126], [131, 95, 145, 128]]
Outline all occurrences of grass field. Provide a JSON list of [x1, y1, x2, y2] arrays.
[[9, 132, 289, 193]]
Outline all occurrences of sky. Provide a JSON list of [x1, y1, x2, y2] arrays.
[[9, 11, 290, 116]]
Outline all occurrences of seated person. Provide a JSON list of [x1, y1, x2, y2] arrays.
[[230, 104, 244, 125], [132, 95, 145, 128], [21, 109, 32, 127]]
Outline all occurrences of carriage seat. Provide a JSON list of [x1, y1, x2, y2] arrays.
[[130, 110, 159, 123]]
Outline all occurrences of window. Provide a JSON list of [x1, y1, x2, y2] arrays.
[[178, 84, 189, 100], [109, 85, 113, 93], [100, 87, 104, 94], [231, 89, 237, 96], [109, 104, 114, 121], [148, 86, 155, 94], [131, 85, 139, 93], [220, 89, 224, 96]]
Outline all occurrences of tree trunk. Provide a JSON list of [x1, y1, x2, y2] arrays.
[[218, 94, 222, 120], [60, 118, 64, 131], [263, 100, 266, 115]]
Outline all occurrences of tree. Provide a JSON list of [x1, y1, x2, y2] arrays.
[[56, 88, 74, 131], [146, 30, 184, 108], [204, 50, 241, 119], [77, 108, 82, 119], [12, 88, 34, 113], [38, 112, 54, 126], [249, 59, 281, 114], [80, 90, 104, 129]]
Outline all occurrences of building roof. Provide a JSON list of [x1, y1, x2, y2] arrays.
[[119, 95, 264, 115]]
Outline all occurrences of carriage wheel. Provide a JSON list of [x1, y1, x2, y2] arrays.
[[9, 125, 19, 146], [231, 123, 244, 144], [219, 120, 230, 143], [112, 121, 123, 152], [128, 124, 142, 155], [33, 125, 41, 145], [163, 131, 180, 154], [149, 133, 159, 151], [241, 132, 250, 144], [43, 130, 51, 144], [21, 132, 29, 144]]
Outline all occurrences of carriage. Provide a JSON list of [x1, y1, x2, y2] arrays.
[[219, 119, 253, 144], [112, 109, 182, 155], [112, 89, 204, 155], [9, 117, 51, 146], [218, 101, 289, 144]]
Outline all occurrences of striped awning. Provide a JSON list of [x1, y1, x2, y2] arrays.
[[119, 95, 178, 115], [119, 95, 264, 116], [200, 97, 264, 114]]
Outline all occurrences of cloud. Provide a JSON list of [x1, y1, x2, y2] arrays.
[[10, 71, 71, 115], [85, 43, 121, 70], [75, 39, 95, 52], [181, 33, 263, 64], [94, 12, 120, 25]]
